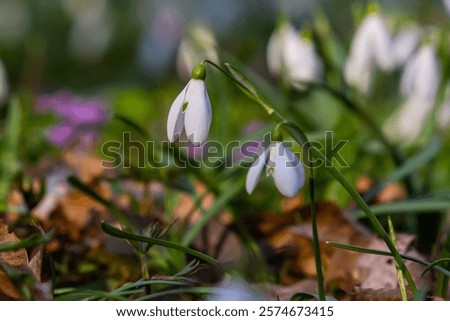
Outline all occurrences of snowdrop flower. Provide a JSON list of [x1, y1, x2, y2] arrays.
[[246, 141, 305, 198], [0, 59, 8, 105], [267, 23, 323, 89], [344, 8, 395, 94], [392, 25, 422, 66], [167, 64, 212, 146], [176, 23, 219, 80], [384, 43, 440, 143]]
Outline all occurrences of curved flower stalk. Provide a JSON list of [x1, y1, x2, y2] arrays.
[[267, 23, 323, 90], [344, 9, 395, 94], [384, 44, 440, 143], [167, 64, 212, 146], [0, 59, 8, 105], [176, 23, 219, 80], [392, 25, 422, 67], [246, 141, 305, 198]]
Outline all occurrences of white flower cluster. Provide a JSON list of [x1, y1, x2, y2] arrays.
[[167, 63, 306, 198], [342, 5, 444, 142]]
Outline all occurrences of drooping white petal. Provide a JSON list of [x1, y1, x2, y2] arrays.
[[184, 79, 212, 146], [166, 82, 189, 142], [269, 142, 305, 198], [392, 26, 422, 66], [344, 53, 373, 95], [368, 14, 395, 71], [384, 94, 434, 143], [245, 147, 269, 195], [286, 37, 323, 88], [266, 25, 285, 76], [344, 12, 395, 93], [400, 45, 440, 100]]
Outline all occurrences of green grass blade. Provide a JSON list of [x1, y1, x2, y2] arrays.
[[353, 199, 450, 218], [0, 231, 53, 252], [326, 241, 450, 278], [388, 217, 408, 301], [101, 221, 219, 266]]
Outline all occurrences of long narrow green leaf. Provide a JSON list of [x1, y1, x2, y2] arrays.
[[364, 137, 442, 201], [181, 178, 243, 246], [354, 199, 450, 218], [101, 221, 219, 266], [326, 241, 450, 278], [421, 258, 450, 277], [0, 232, 53, 252]]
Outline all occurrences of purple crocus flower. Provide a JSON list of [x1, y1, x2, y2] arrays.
[[36, 90, 108, 148]]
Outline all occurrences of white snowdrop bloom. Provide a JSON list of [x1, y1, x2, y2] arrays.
[[344, 11, 395, 93], [400, 44, 440, 100], [246, 142, 305, 198], [0, 59, 8, 105], [384, 43, 440, 143], [392, 26, 422, 66], [167, 64, 212, 146], [176, 23, 219, 80], [384, 94, 435, 143], [267, 23, 323, 89]]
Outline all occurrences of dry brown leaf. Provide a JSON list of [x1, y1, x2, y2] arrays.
[[0, 221, 29, 268], [0, 220, 29, 299], [246, 201, 372, 285], [357, 234, 433, 292]]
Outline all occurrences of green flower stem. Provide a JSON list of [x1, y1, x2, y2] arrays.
[[203, 61, 418, 296], [310, 83, 417, 196]]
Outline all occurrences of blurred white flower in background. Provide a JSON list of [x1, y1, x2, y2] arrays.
[[400, 44, 440, 100], [0, 59, 8, 105], [63, 0, 114, 62], [267, 23, 323, 90], [444, 0, 450, 16], [137, 4, 184, 78], [176, 23, 219, 80], [384, 43, 440, 143], [0, 0, 30, 45], [392, 25, 422, 67], [436, 85, 450, 131], [344, 9, 395, 94]]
